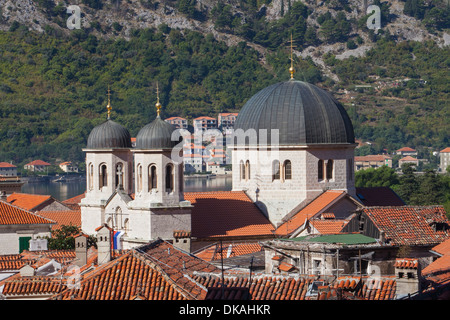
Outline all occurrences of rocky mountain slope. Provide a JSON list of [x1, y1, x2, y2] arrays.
[[1, 0, 448, 81]]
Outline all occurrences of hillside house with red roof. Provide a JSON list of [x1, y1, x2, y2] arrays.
[[396, 147, 418, 157], [24, 160, 51, 172]]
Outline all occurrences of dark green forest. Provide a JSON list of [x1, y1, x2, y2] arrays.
[[0, 0, 448, 172]]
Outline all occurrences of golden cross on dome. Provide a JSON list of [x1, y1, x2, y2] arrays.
[[289, 33, 296, 80], [155, 82, 162, 117], [106, 86, 112, 119]]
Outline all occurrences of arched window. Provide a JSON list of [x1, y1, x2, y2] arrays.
[[115, 163, 124, 189], [272, 160, 280, 181], [283, 160, 292, 180], [326, 160, 334, 180], [245, 160, 250, 181], [88, 163, 94, 190], [166, 164, 174, 192], [318, 160, 324, 181], [148, 164, 157, 190], [240, 160, 245, 181], [137, 164, 143, 193], [99, 164, 107, 188]]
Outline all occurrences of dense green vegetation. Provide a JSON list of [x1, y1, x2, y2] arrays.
[[0, 1, 448, 173], [356, 164, 450, 216]]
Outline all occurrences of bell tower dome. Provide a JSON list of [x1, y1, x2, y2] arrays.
[[80, 87, 133, 235]]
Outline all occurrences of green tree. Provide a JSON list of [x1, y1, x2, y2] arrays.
[[355, 166, 399, 188], [413, 169, 445, 205], [45, 224, 96, 250], [395, 163, 419, 204]]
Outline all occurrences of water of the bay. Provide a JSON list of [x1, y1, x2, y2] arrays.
[[21, 175, 233, 201]]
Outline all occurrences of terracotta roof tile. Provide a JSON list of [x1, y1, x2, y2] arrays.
[[310, 219, 349, 234], [431, 237, 450, 256], [275, 191, 345, 236], [0, 200, 55, 226], [37, 210, 81, 231], [194, 242, 263, 262], [7, 193, 52, 211], [440, 147, 450, 153], [362, 206, 450, 246], [0, 162, 17, 168], [53, 240, 220, 300], [2, 277, 65, 296], [25, 160, 51, 166], [394, 258, 419, 269], [184, 191, 274, 239]]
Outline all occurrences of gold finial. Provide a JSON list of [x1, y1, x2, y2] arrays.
[[289, 33, 295, 80], [155, 82, 162, 118], [106, 86, 112, 119]]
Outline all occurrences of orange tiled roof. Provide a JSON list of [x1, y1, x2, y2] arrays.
[[332, 276, 397, 300], [25, 160, 51, 166], [310, 219, 349, 234], [394, 258, 418, 269], [397, 147, 416, 152], [399, 156, 418, 161], [62, 192, 85, 210], [431, 237, 450, 256], [440, 147, 450, 153], [194, 242, 263, 262], [362, 206, 450, 246], [54, 240, 220, 300], [7, 193, 52, 211], [354, 155, 391, 162], [0, 162, 17, 168], [0, 250, 76, 272], [184, 191, 275, 239], [275, 191, 346, 236], [0, 200, 55, 226], [37, 210, 81, 231], [2, 277, 66, 296]]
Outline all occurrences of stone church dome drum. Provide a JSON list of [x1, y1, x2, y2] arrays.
[[87, 119, 132, 149], [233, 80, 355, 146]]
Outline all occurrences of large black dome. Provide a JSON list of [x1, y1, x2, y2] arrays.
[[233, 80, 355, 146], [87, 119, 132, 149], [135, 117, 181, 149]]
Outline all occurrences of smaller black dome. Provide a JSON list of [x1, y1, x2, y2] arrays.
[[136, 117, 181, 149], [87, 119, 132, 149]]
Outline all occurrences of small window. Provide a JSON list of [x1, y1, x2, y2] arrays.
[[99, 164, 107, 188], [326, 160, 333, 180], [284, 160, 292, 180], [272, 160, 280, 181], [245, 160, 250, 181], [240, 160, 245, 181], [318, 160, 324, 181], [149, 165, 157, 190], [166, 164, 174, 192]]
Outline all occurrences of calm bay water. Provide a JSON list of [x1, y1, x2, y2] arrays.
[[21, 175, 233, 201]]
